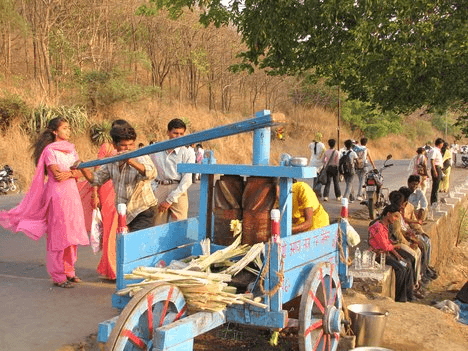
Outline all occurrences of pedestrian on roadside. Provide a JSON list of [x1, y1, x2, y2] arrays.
[[308, 132, 325, 198], [193, 143, 204, 182], [339, 139, 358, 202], [0, 117, 89, 288], [409, 147, 429, 194], [439, 142, 452, 193], [428, 138, 444, 205], [150, 118, 195, 225], [78, 123, 158, 232], [353, 137, 376, 201], [321, 138, 341, 202]]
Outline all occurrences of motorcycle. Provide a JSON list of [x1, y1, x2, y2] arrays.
[[0, 165, 20, 194], [364, 155, 393, 219]]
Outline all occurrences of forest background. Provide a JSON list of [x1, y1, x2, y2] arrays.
[[0, 0, 463, 189]]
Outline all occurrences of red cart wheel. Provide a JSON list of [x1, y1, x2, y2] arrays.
[[299, 262, 343, 351], [106, 283, 187, 351]]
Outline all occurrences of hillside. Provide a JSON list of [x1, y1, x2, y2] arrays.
[[0, 2, 459, 188]]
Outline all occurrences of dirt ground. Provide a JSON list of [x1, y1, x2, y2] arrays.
[[64, 242, 468, 351]]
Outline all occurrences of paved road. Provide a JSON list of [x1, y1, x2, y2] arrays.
[[0, 160, 462, 350]]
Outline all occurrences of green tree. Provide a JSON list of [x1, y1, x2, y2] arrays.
[[155, 1, 467, 116]]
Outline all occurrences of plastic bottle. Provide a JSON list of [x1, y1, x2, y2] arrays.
[[380, 252, 386, 270], [354, 247, 362, 270]]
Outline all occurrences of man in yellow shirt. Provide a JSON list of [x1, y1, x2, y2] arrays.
[[291, 181, 330, 234]]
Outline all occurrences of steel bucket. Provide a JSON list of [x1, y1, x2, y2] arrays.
[[347, 304, 389, 347]]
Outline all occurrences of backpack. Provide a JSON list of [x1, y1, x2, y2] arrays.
[[339, 151, 355, 176], [355, 148, 365, 169]]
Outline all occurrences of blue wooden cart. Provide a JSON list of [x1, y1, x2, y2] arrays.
[[80, 110, 353, 351]]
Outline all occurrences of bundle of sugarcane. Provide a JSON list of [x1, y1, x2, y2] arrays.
[[116, 266, 267, 312], [221, 242, 264, 276], [183, 234, 251, 272]]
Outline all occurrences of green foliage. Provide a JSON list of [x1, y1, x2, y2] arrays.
[[27, 104, 89, 135], [341, 99, 402, 139], [0, 93, 29, 133], [414, 120, 434, 140], [171, 1, 468, 117], [290, 77, 339, 109], [76, 69, 161, 108], [89, 121, 113, 146]]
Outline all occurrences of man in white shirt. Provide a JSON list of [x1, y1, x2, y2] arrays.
[[308, 132, 325, 197], [353, 137, 376, 201], [427, 138, 444, 205], [150, 119, 195, 225]]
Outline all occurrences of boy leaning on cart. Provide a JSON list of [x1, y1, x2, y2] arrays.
[[76, 123, 158, 232]]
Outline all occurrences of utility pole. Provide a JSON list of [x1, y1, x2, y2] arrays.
[[337, 86, 341, 148]]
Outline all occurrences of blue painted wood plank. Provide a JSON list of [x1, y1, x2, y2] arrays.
[[97, 316, 119, 343], [338, 219, 353, 289], [224, 306, 288, 329], [279, 223, 339, 272], [178, 164, 316, 178], [154, 311, 226, 350], [78, 112, 278, 169], [111, 294, 131, 310], [252, 121, 271, 165], [156, 338, 194, 351], [279, 177, 293, 238], [118, 218, 199, 264], [280, 252, 337, 303], [115, 245, 194, 291], [269, 241, 282, 312]]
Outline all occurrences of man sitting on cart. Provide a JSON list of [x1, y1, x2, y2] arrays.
[[286, 180, 330, 234]]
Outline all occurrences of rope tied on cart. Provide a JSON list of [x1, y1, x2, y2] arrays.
[[259, 241, 284, 297], [338, 219, 353, 267]]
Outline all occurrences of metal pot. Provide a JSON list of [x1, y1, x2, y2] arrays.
[[289, 157, 308, 167], [347, 304, 389, 347]]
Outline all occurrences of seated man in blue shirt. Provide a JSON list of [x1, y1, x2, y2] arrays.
[[408, 175, 428, 221]]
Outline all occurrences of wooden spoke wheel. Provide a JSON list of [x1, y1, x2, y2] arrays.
[[299, 262, 343, 351], [106, 283, 187, 351]]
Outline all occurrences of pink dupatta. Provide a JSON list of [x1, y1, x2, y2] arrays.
[[0, 141, 76, 240]]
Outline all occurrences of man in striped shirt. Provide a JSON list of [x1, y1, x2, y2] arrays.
[[79, 124, 157, 232]]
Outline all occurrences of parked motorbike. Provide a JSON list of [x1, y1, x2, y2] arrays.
[[0, 165, 19, 194], [364, 155, 393, 219], [461, 155, 468, 168]]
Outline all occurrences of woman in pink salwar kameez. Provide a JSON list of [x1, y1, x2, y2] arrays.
[[0, 117, 89, 288]]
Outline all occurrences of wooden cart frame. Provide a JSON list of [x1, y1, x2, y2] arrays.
[[82, 111, 353, 351]]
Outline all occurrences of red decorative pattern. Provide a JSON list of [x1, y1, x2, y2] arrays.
[[304, 319, 323, 337], [308, 290, 324, 314], [159, 286, 174, 327], [121, 329, 146, 349], [147, 293, 154, 340], [174, 304, 187, 321]]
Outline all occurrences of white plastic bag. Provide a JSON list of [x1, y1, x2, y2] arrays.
[[90, 208, 103, 254], [343, 218, 361, 247]]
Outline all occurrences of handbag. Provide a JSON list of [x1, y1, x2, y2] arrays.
[[90, 208, 103, 254], [317, 150, 336, 185]]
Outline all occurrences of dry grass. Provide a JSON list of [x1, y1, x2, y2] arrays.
[[0, 97, 453, 190]]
